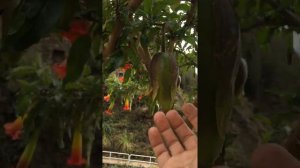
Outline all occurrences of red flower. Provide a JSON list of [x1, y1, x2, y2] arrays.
[[104, 102, 114, 116], [104, 110, 113, 116], [138, 96, 143, 101], [104, 94, 110, 102], [70, 20, 90, 35], [67, 130, 86, 166], [4, 116, 23, 140], [52, 62, 67, 80], [124, 63, 132, 70], [118, 77, 124, 83], [123, 98, 131, 111], [61, 20, 90, 43]]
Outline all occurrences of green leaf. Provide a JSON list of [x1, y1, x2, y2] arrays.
[[103, 50, 125, 75], [82, 65, 92, 77], [175, 3, 190, 12], [256, 27, 274, 46], [64, 82, 84, 91], [6, 9, 26, 36], [140, 33, 149, 47], [16, 96, 31, 114], [18, 81, 38, 96], [23, 0, 45, 19], [152, 1, 168, 16], [37, 67, 52, 86], [4, 0, 64, 52], [64, 35, 92, 85], [57, 0, 80, 30], [85, 0, 100, 11], [9, 66, 36, 78], [124, 69, 132, 83], [91, 33, 101, 58], [144, 0, 152, 16]]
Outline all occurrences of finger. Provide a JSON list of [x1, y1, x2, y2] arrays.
[[154, 112, 185, 155], [166, 110, 197, 150], [182, 103, 198, 130], [148, 127, 170, 168]]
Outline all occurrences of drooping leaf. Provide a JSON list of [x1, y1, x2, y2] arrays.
[[124, 68, 132, 83], [4, 0, 64, 52], [9, 66, 36, 78], [64, 35, 92, 85], [199, 0, 240, 166], [91, 32, 101, 58], [149, 52, 178, 112]]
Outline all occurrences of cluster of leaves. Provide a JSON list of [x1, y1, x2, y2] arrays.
[[103, 0, 197, 115], [234, 0, 300, 46], [6, 50, 102, 165], [103, 65, 149, 115], [103, 0, 197, 74], [0, 0, 101, 167], [101, 1, 197, 159]]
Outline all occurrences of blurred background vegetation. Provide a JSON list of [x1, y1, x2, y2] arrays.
[[102, 0, 197, 164], [0, 0, 300, 168]]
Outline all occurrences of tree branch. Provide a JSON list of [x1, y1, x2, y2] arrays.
[[175, 48, 197, 67], [242, 0, 300, 32], [167, 0, 197, 52], [131, 33, 151, 71], [103, 0, 143, 61], [265, 0, 300, 28]]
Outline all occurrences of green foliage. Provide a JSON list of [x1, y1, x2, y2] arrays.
[[234, 0, 300, 37], [103, 0, 197, 73], [0, 1, 101, 167], [4, 0, 64, 52], [149, 52, 178, 112], [117, 130, 134, 152], [64, 35, 92, 85]]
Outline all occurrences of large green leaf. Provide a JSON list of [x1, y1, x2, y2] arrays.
[[144, 0, 152, 16], [199, 0, 240, 166], [149, 52, 178, 112], [56, 0, 80, 30], [4, 0, 64, 52], [64, 35, 92, 85]]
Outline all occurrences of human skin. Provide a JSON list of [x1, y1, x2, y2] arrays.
[[148, 103, 198, 168], [148, 103, 300, 168], [250, 143, 300, 168]]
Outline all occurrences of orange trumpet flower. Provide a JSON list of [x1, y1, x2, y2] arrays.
[[61, 20, 90, 43], [52, 62, 67, 80], [67, 129, 86, 166], [4, 116, 24, 140], [104, 101, 114, 116], [123, 98, 131, 111], [104, 94, 110, 102]]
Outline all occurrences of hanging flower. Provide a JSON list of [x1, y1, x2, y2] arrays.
[[118, 76, 124, 83], [61, 20, 90, 43], [123, 98, 131, 111], [52, 62, 67, 80], [104, 101, 114, 116], [67, 129, 86, 166], [124, 63, 132, 70], [4, 116, 24, 140], [16, 130, 40, 168], [104, 110, 113, 116], [103, 94, 110, 102]]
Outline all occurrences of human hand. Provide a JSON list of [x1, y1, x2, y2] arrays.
[[148, 103, 198, 168]]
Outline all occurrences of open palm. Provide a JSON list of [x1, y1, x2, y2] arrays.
[[148, 103, 198, 168]]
